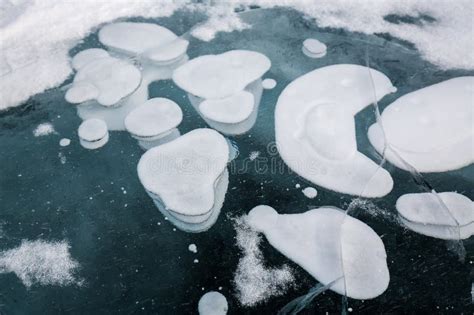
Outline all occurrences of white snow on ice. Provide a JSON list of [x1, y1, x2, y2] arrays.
[[233, 216, 295, 306], [33, 122, 55, 137], [71, 48, 109, 71], [1, 1, 472, 110], [0, 240, 80, 288]]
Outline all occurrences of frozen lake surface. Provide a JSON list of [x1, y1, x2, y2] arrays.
[[0, 5, 473, 314]]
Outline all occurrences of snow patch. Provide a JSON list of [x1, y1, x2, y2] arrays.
[[0, 240, 80, 288], [233, 216, 295, 306], [33, 123, 55, 137]]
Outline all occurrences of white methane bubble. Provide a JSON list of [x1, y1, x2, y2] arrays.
[[188, 244, 198, 254], [0, 240, 81, 288], [173, 50, 270, 135], [302, 187, 318, 199], [396, 192, 474, 240], [262, 78, 277, 90], [78, 118, 109, 150], [368, 77, 474, 173], [198, 291, 228, 315], [137, 129, 230, 233], [246, 205, 389, 300], [275, 64, 396, 197], [302, 38, 327, 58], [125, 98, 183, 150]]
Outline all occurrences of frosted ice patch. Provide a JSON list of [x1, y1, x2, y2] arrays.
[[137, 129, 229, 231], [33, 122, 55, 137], [78, 118, 109, 150], [302, 38, 327, 58], [125, 98, 183, 140], [247, 205, 389, 300], [71, 48, 109, 70], [368, 77, 474, 172], [59, 138, 71, 147], [0, 240, 80, 288], [233, 216, 295, 306], [396, 192, 474, 240], [262, 78, 276, 90], [66, 57, 141, 107], [198, 291, 228, 315], [275, 64, 396, 197], [173, 50, 271, 99], [199, 91, 254, 124], [302, 187, 318, 199]]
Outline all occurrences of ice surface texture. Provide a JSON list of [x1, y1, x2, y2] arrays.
[[396, 192, 474, 240], [275, 64, 396, 197], [247, 205, 389, 300], [368, 77, 474, 172], [0, 240, 80, 288]]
